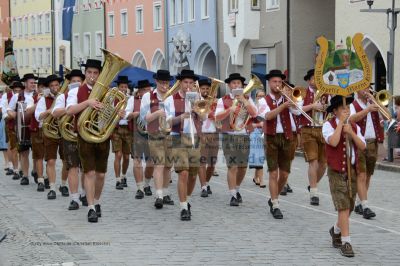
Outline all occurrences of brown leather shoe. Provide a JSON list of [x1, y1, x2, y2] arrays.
[[329, 226, 342, 248], [340, 242, 355, 257]]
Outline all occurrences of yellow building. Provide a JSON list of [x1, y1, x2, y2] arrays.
[[10, 0, 53, 77]]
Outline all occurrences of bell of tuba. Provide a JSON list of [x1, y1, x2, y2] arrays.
[[42, 68, 71, 139], [157, 80, 181, 133], [230, 74, 263, 131], [77, 49, 131, 143], [193, 78, 224, 118]]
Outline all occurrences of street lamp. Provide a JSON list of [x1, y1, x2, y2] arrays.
[[361, 0, 400, 162]]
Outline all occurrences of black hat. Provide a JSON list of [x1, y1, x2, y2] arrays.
[[9, 81, 24, 89], [326, 95, 354, 113], [65, 69, 85, 81], [176, 69, 199, 81], [265, 69, 286, 81], [10, 75, 21, 82], [21, 73, 38, 82], [45, 74, 63, 86], [198, 79, 211, 87], [303, 69, 315, 81], [81, 59, 102, 71], [153, 69, 173, 81], [115, 75, 132, 85], [224, 73, 246, 84], [37, 77, 47, 86], [136, 79, 152, 89]]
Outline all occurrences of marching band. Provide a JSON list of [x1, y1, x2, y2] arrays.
[[1, 53, 396, 257]]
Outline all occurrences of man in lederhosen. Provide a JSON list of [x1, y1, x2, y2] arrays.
[[125, 79, 154, 199], [140, 70, 175, 209], [165, 69, 204, 220], [349, 86, 387, 219], [198, 78, 219, 197], [7, 73, 38, 185], [2, 80, 22, 180], [298, 69, 329, 206], [35, 74, 68, 199], [66, 59, 109, 223], [112, 76, 132, 190], [52, 69, 87, 210], [215, 73, 257, 206], [258, 70, 300, 219]]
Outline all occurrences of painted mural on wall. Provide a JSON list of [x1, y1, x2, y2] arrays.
[[171, 29, 191, 72]]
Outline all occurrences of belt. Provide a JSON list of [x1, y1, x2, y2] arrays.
[[302, 125, 322, 129], [365, 139, 377, 144], [118, 125, 128, 128]]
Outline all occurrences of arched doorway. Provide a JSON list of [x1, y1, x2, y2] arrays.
[[131, 51, 148, 69], [151, 49, 166, 71], [194, 43, 217, 77], [363, 36, 387, 92]]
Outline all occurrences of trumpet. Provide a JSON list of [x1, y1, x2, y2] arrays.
[[277, 82, 315, 125]]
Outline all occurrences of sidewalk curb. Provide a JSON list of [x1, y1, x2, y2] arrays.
[[294, 151, 400, 173]]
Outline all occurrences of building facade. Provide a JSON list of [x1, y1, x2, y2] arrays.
[[54, 0, 74, 71], [105, 0, 166, 71], [71, 0, 105, 69], [10, 0, 53, 77], [336, 0, 400, 95], [166, 0, 218, 76], [218, 0, 335, 91], [0, 0, 10, 75]]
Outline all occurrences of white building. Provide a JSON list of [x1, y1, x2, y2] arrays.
[[336, 0, 400, 95]]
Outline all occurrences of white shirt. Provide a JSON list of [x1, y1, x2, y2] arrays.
[[8, 91, 35, 112], [52, 93, 66, 114], [1, 93, 9, 119], [257, 94, 299, 133], [322, 118, 366, 165], [139, 90, 163, 129], [214, 93, 256, 135], [124, 95, 134, 119], [165, 92, 198, 135], [349, 98, 376, 140], [34, 97, 50, 127], [66, 84, 92, 109], [201, 97, 216, 133]]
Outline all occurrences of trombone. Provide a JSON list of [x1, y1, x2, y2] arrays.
[[277, 81, 315, 125], [367, 88, 392, 121]]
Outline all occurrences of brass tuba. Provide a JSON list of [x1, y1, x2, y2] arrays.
[[157, 80, 181, 133], [192, 78, 224, 118], [230, 74, 263, 131], [42, 68, 71, 139], [77, 49, 131, 143]]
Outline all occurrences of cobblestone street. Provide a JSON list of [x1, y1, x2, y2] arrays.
[[0, 153, 400, 265]]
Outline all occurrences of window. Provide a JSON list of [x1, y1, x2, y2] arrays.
[[73, 34, 80, 55], [251, 0, 260, 10], [266, 0, 280, 11], [38, 48, 43, 67], [136, 6, 144, 33], [229, 0, 238, 13], [32, 48, 36, 67], [177, 0, 184, 23], [37, 14, 43, 34], [153, 2, 162, 30], [18, 18, 22, 37], [83, 33, 91, 57], [14, 50, 17, 67], [45, 13, 51, 33], [108, 12, 115, 36], [24, 17, 28, 36], [31, 16, 36, 35], [19, 49, 23, 67], [25, 49, 29, 67], [82, 0, 89, 11], [170, 0, 176, 25], [45, 48, 51, 67], [188, 0, 195, 21], [201, 0, 209, 19], [59, 47, 66, 66], [95, 32, 103, 57], [12, 19, 16, 37], [120, 10, 128, 35]]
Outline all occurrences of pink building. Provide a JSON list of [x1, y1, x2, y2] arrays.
[[105, 0, 166, 71], [0, 0, 10, 73]]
